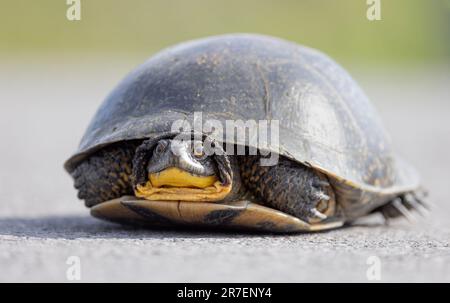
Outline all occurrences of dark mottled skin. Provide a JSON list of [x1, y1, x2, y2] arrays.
[[239, 156, 331, 222], [71, 141, 331, 221], [71, 142, 138, 207]]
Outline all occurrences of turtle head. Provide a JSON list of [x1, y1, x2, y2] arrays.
[[132, 134, 233, 202], [146, 139, 218, 188]]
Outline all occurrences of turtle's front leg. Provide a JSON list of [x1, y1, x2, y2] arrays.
[[239, 156, 336, 223]]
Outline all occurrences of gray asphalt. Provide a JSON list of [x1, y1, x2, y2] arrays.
[[0, 57, 449, 282]]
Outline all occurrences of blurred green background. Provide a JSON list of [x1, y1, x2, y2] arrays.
[[1, 0, 449, 66]]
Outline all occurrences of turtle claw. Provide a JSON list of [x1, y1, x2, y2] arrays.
[[402, 194, 430, 218], [411, 192, 431, 211], [313, 180, 331, 188], [315, 192, 330, 202], [310, 208, 327, 221], [392, 198, 417, 223]]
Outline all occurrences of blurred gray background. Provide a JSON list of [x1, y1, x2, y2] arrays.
[[0, 0, 449, 282]]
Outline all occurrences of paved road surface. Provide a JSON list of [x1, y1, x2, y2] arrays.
[[0, 57, 449, 282]]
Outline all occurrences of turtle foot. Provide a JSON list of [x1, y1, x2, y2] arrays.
[[380, 192, 430, 223]]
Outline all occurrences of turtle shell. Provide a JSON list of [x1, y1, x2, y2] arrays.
[[90, 196, 344, 233], [65, 34, 419, 214]]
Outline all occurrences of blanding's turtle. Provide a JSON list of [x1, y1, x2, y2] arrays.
[[64, 34, 427, 232]]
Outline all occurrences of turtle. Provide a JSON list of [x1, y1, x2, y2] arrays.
[[64, 34, 428, 233]]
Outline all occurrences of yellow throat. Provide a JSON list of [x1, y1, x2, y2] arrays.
[[134, 167, 231, 202]]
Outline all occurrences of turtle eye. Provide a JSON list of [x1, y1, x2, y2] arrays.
[[192, 142, 205, 159], [154, 141, 167, 155]]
